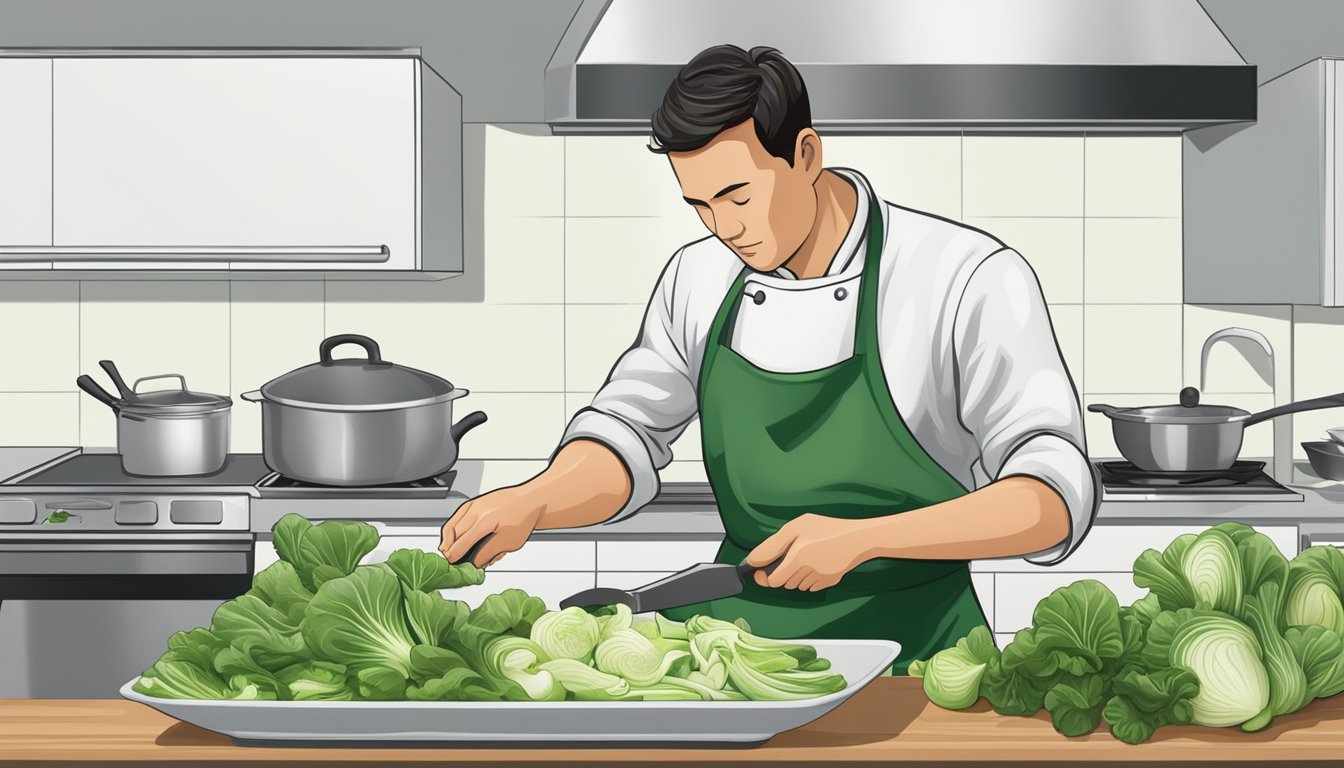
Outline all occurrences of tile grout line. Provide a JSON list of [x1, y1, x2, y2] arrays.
[[562, 135, 568, 408], [1081, 133, 1086, 396]]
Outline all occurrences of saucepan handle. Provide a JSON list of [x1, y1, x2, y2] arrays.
[[1242, 391, 1344, 427], [240, 390, 265, 403], [1087, 403, 1122, 416]]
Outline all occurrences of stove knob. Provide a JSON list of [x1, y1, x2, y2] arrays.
[[0, 499, 36, 525], [116, 500, 158, 525]]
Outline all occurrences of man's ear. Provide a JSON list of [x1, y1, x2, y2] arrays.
[[795, 129, 823, 180]]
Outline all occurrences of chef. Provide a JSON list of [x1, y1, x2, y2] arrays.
[[442, 44, 1097, 673]]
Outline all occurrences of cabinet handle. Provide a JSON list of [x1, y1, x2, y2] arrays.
[[0, 245, 389, 263]]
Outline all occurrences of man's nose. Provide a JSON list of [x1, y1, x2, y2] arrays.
[[717, 218, 746, 242]]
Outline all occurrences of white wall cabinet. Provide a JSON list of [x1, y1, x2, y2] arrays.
[[0, 59, 52, 262], [0, 52, 462, 278]]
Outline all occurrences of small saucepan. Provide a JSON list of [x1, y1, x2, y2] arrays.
[[77, 367, 232, 476], [1089, 387, 1344, 472]]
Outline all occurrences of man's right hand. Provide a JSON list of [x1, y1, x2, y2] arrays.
[[438, 439, 634, 569], [439, 484, 544, 569]]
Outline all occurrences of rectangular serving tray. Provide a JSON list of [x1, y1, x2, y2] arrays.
[[121, 639, 899, 748]]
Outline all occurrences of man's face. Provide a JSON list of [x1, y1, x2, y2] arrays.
[[667, 119, 819, 272]]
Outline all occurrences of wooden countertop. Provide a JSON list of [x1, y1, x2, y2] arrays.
[[3, 678, 1344, 767]]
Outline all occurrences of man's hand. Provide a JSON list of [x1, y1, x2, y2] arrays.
[[440, 485, 545, 569], [745, 513, 872, 592]]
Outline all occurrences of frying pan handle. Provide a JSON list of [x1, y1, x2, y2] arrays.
[[76, 375, 120, 413], [1243, 392, 1344, 427], [320, 334, 383, 365]]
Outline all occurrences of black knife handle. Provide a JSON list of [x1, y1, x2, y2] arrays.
[[736, 555, 782, 578], [453, 531, 496, 566]]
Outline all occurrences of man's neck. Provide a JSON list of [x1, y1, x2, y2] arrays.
[[781, 170, 858, 280]]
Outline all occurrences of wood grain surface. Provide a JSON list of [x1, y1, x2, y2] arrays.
[[2, 678, 1343, 766]]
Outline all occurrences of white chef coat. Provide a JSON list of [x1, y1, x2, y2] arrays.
[[560, 168, 1098, 565]]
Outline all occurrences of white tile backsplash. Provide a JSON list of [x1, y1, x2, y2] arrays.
[[0, 393, 80, 445], [1084, 218, 1183, 304], [822, 135, 961, 220], [963, 136, 1084, 217], [323, 295, 565, 393], [482, 215, 565, 304], [1085, 136, 1182, 218], [481, 124, 564, 218], [966, 218, 1083, 304], [1084, 304, 1183, 393], [564, 304, 645, 392], [565, 216, 703, 304], [0, 282, 78, 392], [565, 135, 692, 219]]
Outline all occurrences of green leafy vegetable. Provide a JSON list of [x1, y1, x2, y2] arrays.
[[301, 564, 417, 676], [134, 515, 847, 705], [917, 626, 999, 710], [909, 523, 1344, 745]]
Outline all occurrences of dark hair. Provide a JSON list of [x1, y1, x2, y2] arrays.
[[649, 44, 811, 165]]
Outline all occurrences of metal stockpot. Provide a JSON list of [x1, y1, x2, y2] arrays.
[[77, 371, 232, 476], [242, 334, 486, 486]]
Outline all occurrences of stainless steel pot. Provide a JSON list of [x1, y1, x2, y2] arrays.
[[77, 370, 232, 476], [1089, 387, 1344, 472], [241, 334, 487, 486]]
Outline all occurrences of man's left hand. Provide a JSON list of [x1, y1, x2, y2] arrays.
[[744, 513, 871, 592]]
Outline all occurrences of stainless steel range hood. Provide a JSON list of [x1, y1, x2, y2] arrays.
[[545, 0, 1256, 133]]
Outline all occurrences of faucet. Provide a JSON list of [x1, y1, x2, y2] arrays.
[[1199, 327, 1284, 478], [1199, 327, 1275, 394]]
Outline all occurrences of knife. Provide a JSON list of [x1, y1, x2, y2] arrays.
[[558, 557, 782, 613]]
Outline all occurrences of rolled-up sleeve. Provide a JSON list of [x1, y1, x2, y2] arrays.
[[557, 249, 700, 522], [953, 248, 1099, 565]]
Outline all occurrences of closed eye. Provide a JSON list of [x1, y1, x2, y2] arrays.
[[732, 199, 749, 207]]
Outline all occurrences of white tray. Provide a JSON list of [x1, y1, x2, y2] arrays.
[[121, 639, 898, 748]]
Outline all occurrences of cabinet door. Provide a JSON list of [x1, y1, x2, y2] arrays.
[[52, 57, 416, 270], [0, 59, 53, 262]]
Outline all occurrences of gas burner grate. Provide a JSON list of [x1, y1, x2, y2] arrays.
[[256, 470, 456, 499], [1094, 460, 1298, 497]]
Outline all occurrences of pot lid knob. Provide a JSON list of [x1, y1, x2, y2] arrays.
[[1179, 386, 1200, 408]]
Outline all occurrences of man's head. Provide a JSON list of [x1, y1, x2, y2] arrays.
[[650, 45, 822, 272]]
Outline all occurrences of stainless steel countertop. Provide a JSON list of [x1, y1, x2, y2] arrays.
[[0, 447, 80, 483]]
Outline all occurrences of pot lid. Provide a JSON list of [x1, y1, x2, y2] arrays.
[[121, 374, 232, 415], [1100, 403, 1250, 425], [259, 334, 458, 410]]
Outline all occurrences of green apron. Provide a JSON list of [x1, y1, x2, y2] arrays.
[[660, 194, 990, 674]]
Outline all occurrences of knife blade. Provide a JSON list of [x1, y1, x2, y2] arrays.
[[559, 557, 781, 613]]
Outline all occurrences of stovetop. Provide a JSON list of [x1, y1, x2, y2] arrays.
[[1095, 460, 1301, 501], [16, 454, 272, 487], [7, 452, 456, 500]]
